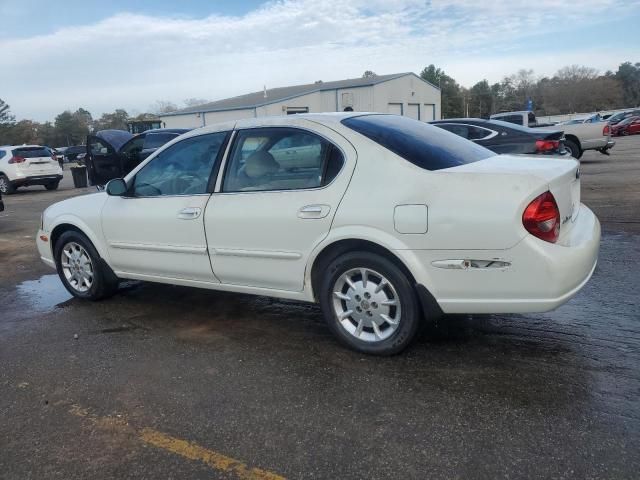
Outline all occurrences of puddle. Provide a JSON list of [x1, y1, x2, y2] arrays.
[[16, 274, 73, 311]]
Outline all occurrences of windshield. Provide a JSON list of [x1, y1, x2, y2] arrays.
[[342, 115, 494, 171], [143, 133, 179, 150]]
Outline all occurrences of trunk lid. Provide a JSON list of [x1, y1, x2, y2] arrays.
[[447, 154, 581, 238], [13, 147, 59, 175]]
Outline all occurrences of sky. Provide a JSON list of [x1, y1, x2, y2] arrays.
[[1, 0, 639, 122]]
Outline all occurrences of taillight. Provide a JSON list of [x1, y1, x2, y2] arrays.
[[522, 191, 560, 243], [603, 124, 610, 135], [8, 156, 26, 164], [535, 139, 560, 153]]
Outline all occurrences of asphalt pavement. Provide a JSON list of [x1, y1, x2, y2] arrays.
[[1, 138, 639, 479]]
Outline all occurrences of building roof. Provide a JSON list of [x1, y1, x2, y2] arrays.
[[163, 72, 437, 116]]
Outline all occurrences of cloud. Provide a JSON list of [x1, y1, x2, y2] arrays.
[[2, 0, 638, 121]]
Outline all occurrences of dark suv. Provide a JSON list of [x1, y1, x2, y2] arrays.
[[85, 128, 190, 186]]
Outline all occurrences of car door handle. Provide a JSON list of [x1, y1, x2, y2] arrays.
[[298, 204, 330, 219], [177, 207, 202, 220]]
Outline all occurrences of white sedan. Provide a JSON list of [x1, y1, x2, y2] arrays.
[[37, 113, 600, 355]]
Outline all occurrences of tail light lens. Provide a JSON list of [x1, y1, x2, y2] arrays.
[[603, 124, 610, 135], [522, 191, 560, 243], [8, 156, 26, 164], [535, 139, 560, 153]]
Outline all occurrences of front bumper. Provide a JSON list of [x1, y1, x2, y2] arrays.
[[37, 229, 56, 268], [406, 204, 600, 314]]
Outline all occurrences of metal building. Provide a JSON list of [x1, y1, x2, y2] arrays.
[[160, 72, 441, 128]]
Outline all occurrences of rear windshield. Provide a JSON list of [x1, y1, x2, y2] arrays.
[[13, 147, 51, 158], [143, 133, 178, 150], [342, 115, 494, 171]]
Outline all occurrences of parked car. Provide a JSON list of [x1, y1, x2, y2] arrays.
[[490, 110, 614, 158], [610, 116, 640, 136], [557, 114, 602, 125], [430, 118, 567, 156], [62, 145, 87, 163], [607, 110, 640, 125], [0, 145, 63, 194], [37, 113, 600, 355], [85, 128, 190, 186]]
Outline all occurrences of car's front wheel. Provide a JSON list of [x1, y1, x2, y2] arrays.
[[54, 231, 118, 300], [319, 251, 421, 355]]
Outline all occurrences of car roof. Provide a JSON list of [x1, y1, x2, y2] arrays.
[[141, 128, 191, 135]]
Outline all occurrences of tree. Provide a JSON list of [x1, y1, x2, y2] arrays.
[[183, 98, 209, 108], [419, 64, 464, 118], [94, 109, 129, 131], [54, 109, 91, 146], [615, 62, 640, 106], [468, 80, 493, 118], [362, 70, 377, 79], [150, 100, 178, 114], [0, 98, 14, 124]]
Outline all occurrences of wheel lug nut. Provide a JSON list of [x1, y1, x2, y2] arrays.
[[364, 292, 371, 299], [372, 302, 378, 309], [366, 311, 373, 317]]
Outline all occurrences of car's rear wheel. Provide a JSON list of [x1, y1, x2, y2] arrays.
[[54, 231, 118, 300], [45, 181, 60, 191], [319, 251, 421, 355], [564, 139, 582, 159], [0, 174, 15, 194]]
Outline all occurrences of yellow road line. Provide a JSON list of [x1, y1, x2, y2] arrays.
[[140, 428, 285, 480], [69, 404, 285, 480]]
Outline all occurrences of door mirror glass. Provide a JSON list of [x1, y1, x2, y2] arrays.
[[106, 178, 127, 196]]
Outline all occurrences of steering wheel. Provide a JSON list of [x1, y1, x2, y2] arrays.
[[169, 173, 200, 194], [135, 182, 162, 196]]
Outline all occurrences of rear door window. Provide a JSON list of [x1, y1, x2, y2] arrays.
[[223, 128, 344, 192], [342, 115, 493, 171]]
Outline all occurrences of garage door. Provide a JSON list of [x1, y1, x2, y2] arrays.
[[423, 104, 435, 121], [388, 103, 403, 115], [406, 104, 420, 120]]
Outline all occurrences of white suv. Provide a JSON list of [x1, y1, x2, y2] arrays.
[[0, 145, 63, 194]]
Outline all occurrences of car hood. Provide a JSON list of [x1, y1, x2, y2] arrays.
[[95, 130, 134, 151]]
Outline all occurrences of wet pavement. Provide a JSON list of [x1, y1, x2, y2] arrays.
[[1, 138, 639, 479]]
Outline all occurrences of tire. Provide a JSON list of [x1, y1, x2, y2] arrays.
[[45, 181, 60, 191], [319, 251, 421, 355], [0, 174, 15, 194], [564, 139, 582, 159], [54, 230, 119, 300]]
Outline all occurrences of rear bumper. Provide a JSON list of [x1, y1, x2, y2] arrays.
[[406, 204, 600, 314], [13, 174, 63, 187]]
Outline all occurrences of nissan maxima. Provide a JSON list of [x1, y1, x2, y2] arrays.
[[37, 113, 600, 355]]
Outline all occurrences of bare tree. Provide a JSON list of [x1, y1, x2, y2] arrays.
[[183, 98, 209, 108], [149, 100, 179, 114]]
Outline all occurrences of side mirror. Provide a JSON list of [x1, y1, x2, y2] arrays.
[[105, 178, 128, 196]]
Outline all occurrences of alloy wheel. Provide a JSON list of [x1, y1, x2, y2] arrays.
[[61, 242, 94, 293], [332, 268, 402, 342]]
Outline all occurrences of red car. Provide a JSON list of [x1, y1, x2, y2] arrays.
[[611, 116, 640, 136]]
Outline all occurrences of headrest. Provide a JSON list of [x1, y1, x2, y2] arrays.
[[244, 151, 279, 178]]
